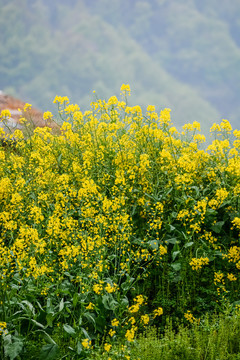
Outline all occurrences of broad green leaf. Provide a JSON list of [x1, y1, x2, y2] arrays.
[[31, 319, 45, 329], [57, 153, 62, 165], [73, 292, 78, 307], [102, 294, 118, 310], [4, 334, 23, 360], [10, 284, 20, 290], [63, 324, 76, 336], [66, 306, 72, 314], [35, 330, 56, 344], [171, 263, 181, 272], [46, 298, 54, 314], [120, 296, 129, 307], [46, 313, 54, 327], [77, 341, 83, 355], [21, 300, 35, 315], [205, 208, 217, 216], [211, 221, 225, 234], [59, 298, 64, 312], [148, 240, 159, 250], [184, 241, 194, 248], [121, 276, 135, 291], [39, 344, 59, 360], [36, 301, 44, 311], [84, 312, 96, 328], [165, 238, 178, 245], [81, 327, 90, 339], [172, 250, 180, 261], [165, 224, 176, 232]]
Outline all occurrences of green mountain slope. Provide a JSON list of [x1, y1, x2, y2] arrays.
[[0, 0, 239, 132]]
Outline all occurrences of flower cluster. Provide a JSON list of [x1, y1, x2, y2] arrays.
[[189, 257, 209, 271], [184, 310, 200, 325], [0, 85, 239, 358]]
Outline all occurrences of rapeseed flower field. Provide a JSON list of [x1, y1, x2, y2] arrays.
[[0, 85, 239, 359]]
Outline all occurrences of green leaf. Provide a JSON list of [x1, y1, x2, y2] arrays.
[[205, 208, 217, 216], [81, 327, 90, 339], [66, 306, 72, 314], [59, 298, 64, 312], [57, 153, 62, 165], [102, 294, 118, 310], [120, 276, 135, 291], [77, 341, 83, 355], [36, 301, 44, 312], [4, 334, 23, 360], [165, 224, 176, 232], [211, 221, 225, 234], [184, 241, 194, 248], [172, 251, 180, 261], [171, 263, 181, 272], [84, 312, 96, 328], [73, 292, 78, 307], [102, 294, 111, 310], [63, 324, 76, 336], [46, 298, 54, 314], [148, 239, 159, 250], [165, 238, 178, 245], [120, 296, 129, 307], [31, 319, 45, 329], [35, 330, 56, 344], [21, 300, 35, 315], [39, 344, 59, 360], [46, 313, 54, 327], [10, 284, 20, 290]]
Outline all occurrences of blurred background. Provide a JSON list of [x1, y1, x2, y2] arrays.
[[1, 0, 240, 134]]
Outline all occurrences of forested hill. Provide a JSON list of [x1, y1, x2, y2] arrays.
[[1, 0, 240, 133]]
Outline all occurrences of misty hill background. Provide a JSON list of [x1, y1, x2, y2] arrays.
[[1, 0, 240, 133]]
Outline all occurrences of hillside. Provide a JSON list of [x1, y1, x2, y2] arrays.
[[0, 0, 239, 133]]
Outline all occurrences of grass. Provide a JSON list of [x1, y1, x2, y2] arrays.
[[132, 311, 240, 360]]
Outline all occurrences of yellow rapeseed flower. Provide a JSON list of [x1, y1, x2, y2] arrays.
[[227, 273, 237, 281], [81, 338, 91, 349], [105, 283, 118, 293], [108, 96, 118, 105], [64, 104, 80, 114], [104, 343, 112, 352], [189, 257, 209, 271], [0, 321, 7, 335], [43, 111, 53, 120], [111, 319, 119, 327], [23, 103, 32, 112], [128, 303, 140, 313], [141, 314, 150, 325], [93, 283, 103, 294], [0, 109, 11, 119], [220, 119, 232, 133], [109, 329, 116, 337], [153, 307, 163, 318], [184, 310, 200, 324], [120, 84, 131, 96], [232, 217, 240, 230], [214, 272, 224, 285], [146, 105, 155, 112], [210, 123, 221, 132], [53, 95, 70, 105], [125, 326, 137, 342], [86, 302, 95, 310]]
